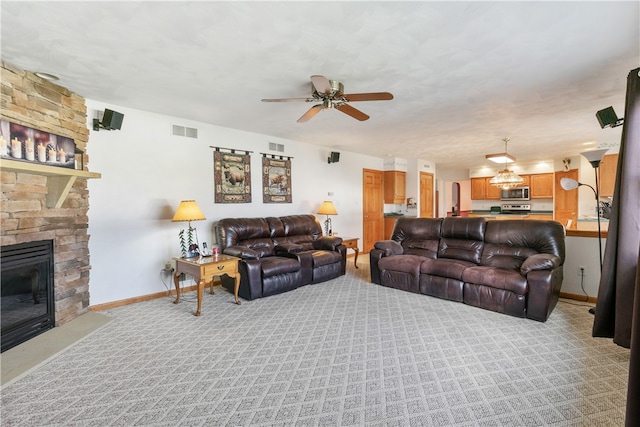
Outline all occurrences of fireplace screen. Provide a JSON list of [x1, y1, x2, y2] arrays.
[[1, 240, 55, 352]]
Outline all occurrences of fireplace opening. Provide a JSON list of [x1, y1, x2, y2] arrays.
[[1, 240, 55, 353]]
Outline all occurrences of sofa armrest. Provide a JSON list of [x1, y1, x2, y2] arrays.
[[520, 253, 561, 275], [313, 236, 343, 251], [276, 243, 304, 254], [374, 240, 403, 257], [223, 245, 260, 260]]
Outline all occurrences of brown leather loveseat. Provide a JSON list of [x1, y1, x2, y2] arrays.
[[370, 217, 565, 321], [216, 214, 346, 301]]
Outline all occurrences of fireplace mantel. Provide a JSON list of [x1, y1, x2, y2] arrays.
[[1, 159, 101, 208]]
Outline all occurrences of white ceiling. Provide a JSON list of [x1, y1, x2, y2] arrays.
[[1, 1, 638, 170]]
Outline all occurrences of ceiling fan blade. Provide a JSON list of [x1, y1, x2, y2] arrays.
[[336, 103, 369, 121], [310, 75, 332, 95], [297, 105, 323, 123], [344, 92, 394, 102], [261, 97, 315, 102]]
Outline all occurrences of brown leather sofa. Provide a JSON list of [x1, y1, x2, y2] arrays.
[[370, 217, 565, 321], [216, 214, 346, 301]]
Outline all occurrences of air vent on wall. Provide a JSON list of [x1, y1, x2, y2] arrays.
[[172, 125, 198, 139], [269, 142, 285, 152]]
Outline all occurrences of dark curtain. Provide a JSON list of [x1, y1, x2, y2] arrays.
[[591, 68, 640, 426]]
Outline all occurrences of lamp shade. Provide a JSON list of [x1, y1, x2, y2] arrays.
[[317, 201, 337, 216], [172, 200, 206, 222], [560, 177, 580, 191], [580, 149, 609, 168]]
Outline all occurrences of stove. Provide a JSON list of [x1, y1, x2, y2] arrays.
[[500, 203, 531, 214]]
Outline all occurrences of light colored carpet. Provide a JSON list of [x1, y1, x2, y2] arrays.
[[0, 259, 629, 426], [1, 311, 112, 387]]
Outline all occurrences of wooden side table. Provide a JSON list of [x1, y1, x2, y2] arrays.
[[341, 237, 360, 268], [173, 255, 241, 316]]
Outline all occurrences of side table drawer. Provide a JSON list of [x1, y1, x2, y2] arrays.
[[342, 239, 358, 249], [202, 259, 238, 277]]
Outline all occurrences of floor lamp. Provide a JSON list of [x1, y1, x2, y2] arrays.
[[560, 148, 608, 314]]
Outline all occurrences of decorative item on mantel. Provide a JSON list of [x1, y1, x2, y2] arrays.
[[172, 200, 206, 258], [317, 200, 338, 236], [0, 119, 76, 169], [488, 137, 524, 190]]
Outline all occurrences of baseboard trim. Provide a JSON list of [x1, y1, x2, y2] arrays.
[[90, 284, 596, 312], [90, 280, 222, 312], [559, 291, 597, 304]]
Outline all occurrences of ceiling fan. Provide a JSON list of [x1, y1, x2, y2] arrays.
[[261, 75, 394, 123]]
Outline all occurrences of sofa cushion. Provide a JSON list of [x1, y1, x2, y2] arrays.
[[438, 217, 486, 263], [484, 220, 565, 262], [420, 258, 476, 280], [461, 266, 528, 295], [217, 217, 276, 257], [378, 254, 423, 275], [438, 238, 484, 264], [310, 250, 342, 267], [480, 243, 537, 270], [260, 257, 300, 278]]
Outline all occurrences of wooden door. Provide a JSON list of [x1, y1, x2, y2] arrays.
[[420, 172, 434, 218], [363, 169, 384, 253], [554, 169, 579, 228]]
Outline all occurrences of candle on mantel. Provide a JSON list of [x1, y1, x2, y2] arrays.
[[11, 138, 21, 159], [0, 136, 6, 156], [37, 143, 47, 162], [48, 147, 56, 162], [58, 148, 65, 163], [25, 138, 35, 161]]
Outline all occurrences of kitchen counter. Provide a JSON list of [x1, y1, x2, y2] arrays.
[[467, 211, 553, 220]]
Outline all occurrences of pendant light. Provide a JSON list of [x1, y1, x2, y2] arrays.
[[488, 138, 524, 190]]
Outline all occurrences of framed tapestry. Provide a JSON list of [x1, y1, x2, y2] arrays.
[[262, 155, 292, 203], [214, 150, 251, 203]]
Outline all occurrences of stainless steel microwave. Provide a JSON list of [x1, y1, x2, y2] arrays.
[[500, 186, 530, 201]]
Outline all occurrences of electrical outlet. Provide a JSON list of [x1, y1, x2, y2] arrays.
[[164, 261, 172, 270], [578, 266, 586, 276]]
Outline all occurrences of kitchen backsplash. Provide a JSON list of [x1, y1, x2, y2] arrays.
[[471, 200, 554, 212]]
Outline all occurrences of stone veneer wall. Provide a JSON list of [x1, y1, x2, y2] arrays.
[[1, 61, 93, 326]]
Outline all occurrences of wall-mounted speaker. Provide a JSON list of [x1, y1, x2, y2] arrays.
[[328, 151, 340, 164], [596, 106, 619, 129], [102, 109, 124, 130]]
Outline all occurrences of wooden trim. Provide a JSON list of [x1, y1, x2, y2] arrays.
[[89, 279, 222, 312], [566, 229, 608, 238], [560, 291, 597, 304]]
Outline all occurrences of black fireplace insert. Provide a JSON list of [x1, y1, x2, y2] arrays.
[[1, 240, 55, 352]]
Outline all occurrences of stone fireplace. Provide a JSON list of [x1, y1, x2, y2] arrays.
[[1, 61, 96, 342]]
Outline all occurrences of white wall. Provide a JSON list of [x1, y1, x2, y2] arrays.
[[562, 235, 606, 298], [86, 101, 382, 305]]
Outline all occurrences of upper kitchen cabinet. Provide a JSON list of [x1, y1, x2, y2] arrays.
[[471, 177, 501, 200], [529, 173, 554, 198], [384, 171, 406, 204], [599, 154, 619, 198]]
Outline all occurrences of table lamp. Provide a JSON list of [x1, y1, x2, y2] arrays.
[[317, 201, 337, 236], [172, 200, 206, 258]]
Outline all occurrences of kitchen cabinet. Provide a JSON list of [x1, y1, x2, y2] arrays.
[[471, 177, 501, 200], [599, 154, 618, 198], [529, 173, 554, 198], [471, 178, 486, 200], [384, 171, 406, 204]]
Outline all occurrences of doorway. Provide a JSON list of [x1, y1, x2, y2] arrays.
[[420, 172, 434, 218], [362, 169, 384, 253]]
